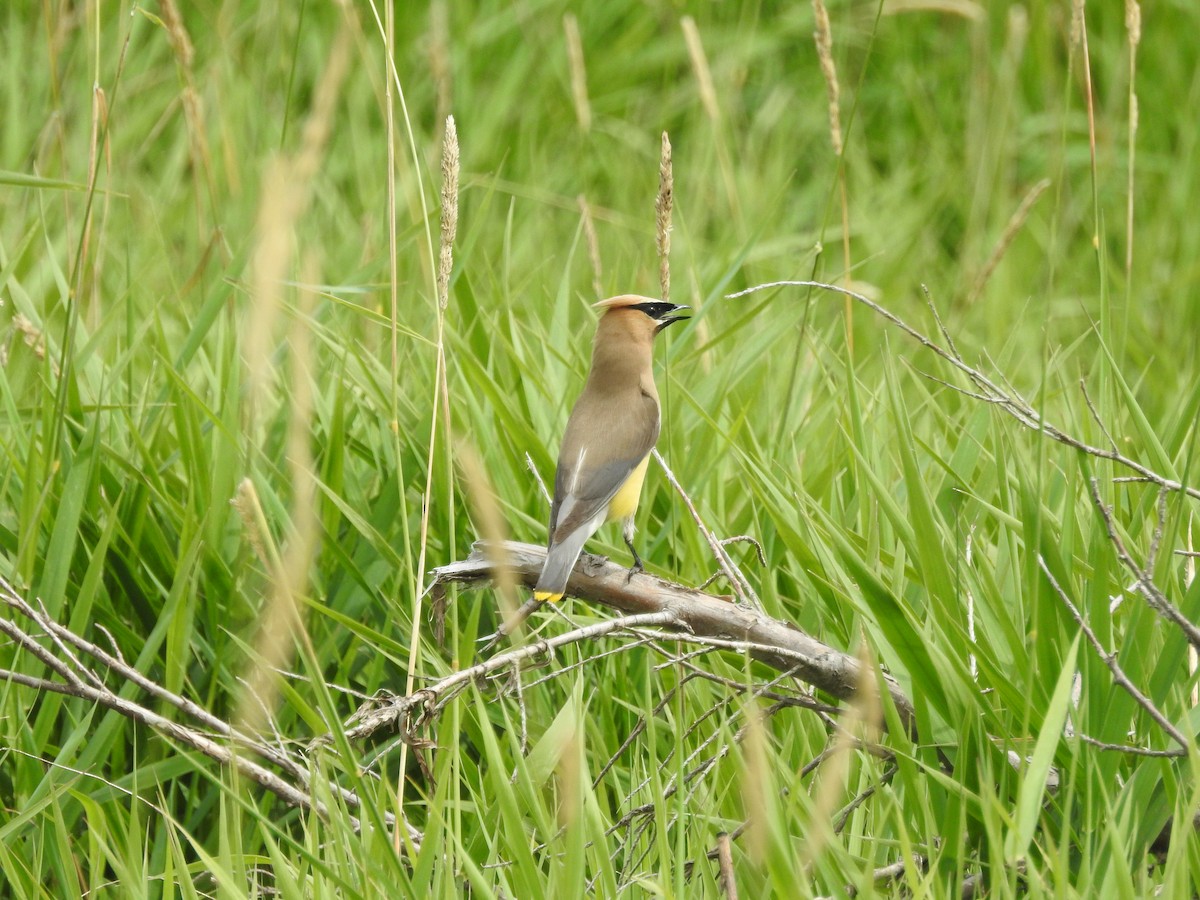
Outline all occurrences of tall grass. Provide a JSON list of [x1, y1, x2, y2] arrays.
[[1, 1, 1198, 896]]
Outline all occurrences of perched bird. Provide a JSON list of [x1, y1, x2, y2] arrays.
[[533, 294, 688, 603]]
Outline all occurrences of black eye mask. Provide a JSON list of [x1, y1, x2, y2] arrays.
[[631, 302, 690, 332]]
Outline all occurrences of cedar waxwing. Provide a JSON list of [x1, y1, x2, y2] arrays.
[[533, 294, 689, 603]]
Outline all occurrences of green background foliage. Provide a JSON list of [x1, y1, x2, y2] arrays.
[[1, 0, 1198, 896]]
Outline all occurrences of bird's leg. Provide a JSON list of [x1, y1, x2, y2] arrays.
[[623, 518, 643, 581]]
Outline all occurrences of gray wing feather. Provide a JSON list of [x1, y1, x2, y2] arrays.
[[551, 392, 658, 541], [538, 390, 659, 593]]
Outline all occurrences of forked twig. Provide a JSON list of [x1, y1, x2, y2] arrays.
[[327, 610, 681, 744], [0, 577, 423, 849], [1039, 558, 1192, 751], [653, 448, 761, 610], [1087, 479, 1200, 652], [728, 281, 1200, 503]]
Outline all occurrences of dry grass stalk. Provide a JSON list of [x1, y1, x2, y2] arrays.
[[811, 0, 853, 347], [883, 0, 984, 18], [1125, 0, 1142, 44], [439, 115, 460, 309], [400, 107, 462, 851], [681, 16, 741, 223], [158, 0, 194, 67], [1071, 0, 1100, 253], [1070, 0, 1085, 47], [681, 17, 719, 122], [811, 0, 843, 156], [563, 14, 591, 133], [800, 639, 883, 871], [715, 831, 738, 899], [739, 702, 770, 864], [82, 85, 111, 329], [383, 0, 400, 384], [459, 445, 521, 640], [656, 131, 673, 304], [968, 178, 1051, 303], [578, 194, 603, 298], [245, 160, 290, 408], [246, 28, 350, 413], [292, 30, 352, 184], [159, 0, 215, 230], [11, 315, 46, 360], [237, 270, 321, 738], [239, 30, 349, 738], [231, 479, 273, 573]]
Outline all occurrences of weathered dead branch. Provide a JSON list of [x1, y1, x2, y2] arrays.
[[428, 540, 916, 733], [0, 575, 422, 851]]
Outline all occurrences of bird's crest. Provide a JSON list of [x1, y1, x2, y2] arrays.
[[592, 294, 659, 310]]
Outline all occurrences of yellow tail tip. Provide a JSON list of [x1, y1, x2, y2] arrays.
[[533, 591, 563, 603]]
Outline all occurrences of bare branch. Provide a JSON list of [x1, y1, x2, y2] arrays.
[[0, 576, 423, 850], [326, 610, 682, 744], [833, 762, 898, 834], [1079, 377, 1119, 453], [1075, 733, 1185, 757], [921, 284, 962, 362], [719, 534, 768, 567], [430, 540, 917, 733], [11, 588, 264, 753], [728, 281, 1200, 503], [1087, 479, 1200, 651], [1039, 557, 1192, 751], [653, 449, 761, 610]]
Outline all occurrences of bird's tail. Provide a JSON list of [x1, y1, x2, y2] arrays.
[[534, 526, 592, 602]]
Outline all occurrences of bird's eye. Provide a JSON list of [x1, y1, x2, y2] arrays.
[[631, 302, 672, 319]]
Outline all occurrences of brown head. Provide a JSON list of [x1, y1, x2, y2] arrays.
[[584, 295, 688, 391], [593, 294, 690, 332]]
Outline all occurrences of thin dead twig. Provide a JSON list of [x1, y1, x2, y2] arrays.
[[728, 281, 1200, 504], [325, 610, 681, 745], [1079, 377, 1119, 453], [1039, 557, 1192, 751], [0, 577, 422, 848], [1087, 479, 1200, 652], [833, 762, 898, 833], [653, 448, 761, 610], [813, 854, 927, 900], [1075, 733, 1184, 757], [967, 178, 1052, 304]]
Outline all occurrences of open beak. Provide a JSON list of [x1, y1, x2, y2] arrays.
[[655, 304, 690, 333]]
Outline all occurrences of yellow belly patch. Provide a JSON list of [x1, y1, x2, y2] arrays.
[[606, 455, 650, 523], [533, 590, 564, 603]]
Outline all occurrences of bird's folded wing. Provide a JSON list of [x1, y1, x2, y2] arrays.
[[550, 394, 659, 542]]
